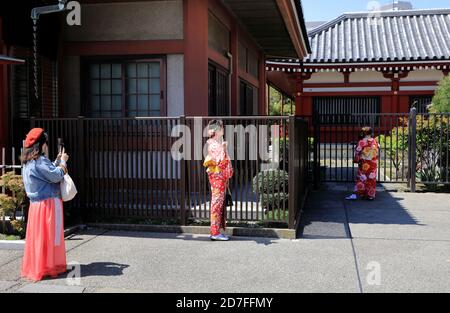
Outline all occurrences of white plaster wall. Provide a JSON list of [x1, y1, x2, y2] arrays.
[[304, 69, 444, 84], [63, 56, 81, 117], [401, 69, 445, 82], [307, 72, 344, 83], [349, 71, 391, 83], [64, 1, 183, 41], [167, 54, 184, 116]]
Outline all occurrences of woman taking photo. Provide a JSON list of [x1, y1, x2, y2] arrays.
[[203, 120, 233, 241], [21, 128, 69, 281]]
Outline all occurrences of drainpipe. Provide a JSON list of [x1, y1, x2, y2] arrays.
[[30, 0, 68, 100], [31, 0, 67, 20]]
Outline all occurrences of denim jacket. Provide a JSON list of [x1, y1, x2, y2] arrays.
[[22, 155, 67, 202]]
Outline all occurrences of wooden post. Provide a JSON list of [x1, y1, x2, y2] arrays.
[[77, 116, 87, 221], [288, 115, 296, 229], [1, 147, 4, 193], [313, 110, 321, 189], [295, 74, 302, 116], [184, 0, 209, 116], [409, 108, 417, 193], [1, 147, 4, 233], [179, 115, 187, 225]]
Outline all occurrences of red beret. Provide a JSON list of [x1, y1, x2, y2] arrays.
[[25, 128, 45, 148]]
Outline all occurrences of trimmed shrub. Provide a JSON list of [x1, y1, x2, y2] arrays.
[[252, 169, 289, 219], [252, 169, 288, 194]]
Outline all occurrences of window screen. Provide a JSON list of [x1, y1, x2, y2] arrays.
[[313, 96, 381, 125]]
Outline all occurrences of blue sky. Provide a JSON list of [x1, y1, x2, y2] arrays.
[[302, 0, 450, 21]]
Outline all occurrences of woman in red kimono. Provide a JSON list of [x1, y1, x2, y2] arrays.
[[21, 128, 69, 281], [203, 120, 233, 241], [346, 127, 380, 201]]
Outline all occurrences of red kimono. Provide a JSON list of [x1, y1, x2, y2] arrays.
[[354, 137, 380, 199], [204, 139, 233, 236]]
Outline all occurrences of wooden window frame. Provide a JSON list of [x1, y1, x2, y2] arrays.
[[208, 61, 229, 116], [81, 55, 167, 117], [313, 96, 381, 125], [239, 79, 258, 116]]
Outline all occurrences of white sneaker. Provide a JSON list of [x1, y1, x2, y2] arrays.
[[210, 234, 230, 241], [345, 194, 357, 200]]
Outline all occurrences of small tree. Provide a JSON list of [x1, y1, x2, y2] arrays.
[[376, 118, 409, 176], [415, 115, 450, 183], [430, 75, 450, 113], [0, 172, 26, 237]]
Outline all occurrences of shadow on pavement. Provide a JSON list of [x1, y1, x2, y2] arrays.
[[73, 262, 129, 278], [77, 229, 280, 246], [297, 186, 422, 239]]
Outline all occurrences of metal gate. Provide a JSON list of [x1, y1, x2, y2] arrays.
[[312, 108, 450, 191]]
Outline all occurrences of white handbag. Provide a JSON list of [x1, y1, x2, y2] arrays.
[[61, 174, 78, 202]]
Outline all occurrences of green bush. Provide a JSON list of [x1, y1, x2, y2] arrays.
[[252, 169, 289, 218], [415, 115, 450, 182], [265, 209, 288, 221], [252, 169, 288, 194], [376, 120, 409, 175], [0, 172, 26, 237], [272, 137, 289, 165], [260, 192, 289, 210], [430, 76, 450, 113], [0, 194, 15, 217], [377, 115, 450, 184]]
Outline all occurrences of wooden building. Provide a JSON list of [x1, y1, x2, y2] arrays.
[[267, 9, 450, 118], [0, 0, 310, 147]]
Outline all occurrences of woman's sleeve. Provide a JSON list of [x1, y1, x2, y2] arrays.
[[208, 141, 225, 164], [354, 140, 363, 163], [223, 158, 233, 179], [36, 157, 67, 183]]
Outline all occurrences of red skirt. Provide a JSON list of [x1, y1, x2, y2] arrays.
[[21, 198, 67, 281]]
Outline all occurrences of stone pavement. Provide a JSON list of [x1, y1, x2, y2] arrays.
[[0, 189, 449, 293]]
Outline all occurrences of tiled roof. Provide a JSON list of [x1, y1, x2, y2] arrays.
[[305, 9, 450, 63]]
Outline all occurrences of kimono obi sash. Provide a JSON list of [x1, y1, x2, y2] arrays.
[[203, 155, 221, 174]]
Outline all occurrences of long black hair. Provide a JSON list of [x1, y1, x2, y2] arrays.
[[20, 132, 48, 165], [360, 126, 373, 138]]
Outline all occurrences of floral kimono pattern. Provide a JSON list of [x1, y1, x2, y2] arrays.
[[204, 139, 233, 236], [354, 138, 380, 199]]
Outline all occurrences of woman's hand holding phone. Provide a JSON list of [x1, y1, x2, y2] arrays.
[[59, 147, 69, 163]]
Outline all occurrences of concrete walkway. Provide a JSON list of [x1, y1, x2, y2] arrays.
[[0, 188, 449, 293], [299, 188, 450, 292]]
